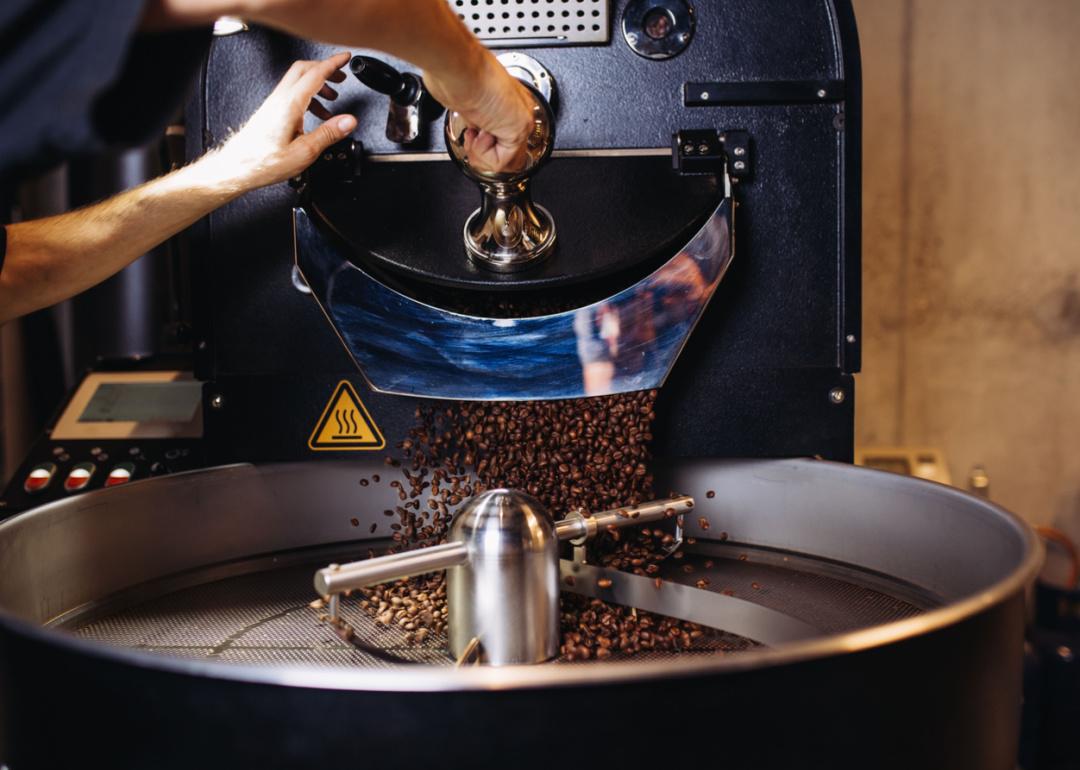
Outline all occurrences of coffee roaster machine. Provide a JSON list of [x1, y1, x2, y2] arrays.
[[0, 2, 1041, 768]]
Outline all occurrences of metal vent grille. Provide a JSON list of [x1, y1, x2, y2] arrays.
[[451, 0, 610, 47]]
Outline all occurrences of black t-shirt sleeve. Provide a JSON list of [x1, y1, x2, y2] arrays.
[[0, 0, 210, 182]]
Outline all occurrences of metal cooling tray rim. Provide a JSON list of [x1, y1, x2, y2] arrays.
[[0, 460, 1043, 693]]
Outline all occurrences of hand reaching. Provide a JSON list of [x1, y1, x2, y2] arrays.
[[215, 52, 357, 190]]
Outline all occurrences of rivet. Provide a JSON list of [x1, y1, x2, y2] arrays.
[[210, 394, 225, 410], [828, 387, 846, 405]]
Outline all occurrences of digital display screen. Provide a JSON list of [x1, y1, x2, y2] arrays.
[[78, 382, 203, 423]]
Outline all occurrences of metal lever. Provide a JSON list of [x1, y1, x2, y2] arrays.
[[555, 496, 693, 545], [349, 55, 428, 144], [315, 541, 468, 597]]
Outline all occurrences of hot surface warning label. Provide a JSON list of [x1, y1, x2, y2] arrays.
[[308, 381, 385, 451]]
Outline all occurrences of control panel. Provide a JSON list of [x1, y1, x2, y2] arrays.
[[1, 369, 206, 518]]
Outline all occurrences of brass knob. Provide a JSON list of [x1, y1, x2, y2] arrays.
[[444, 84, 556, 272]]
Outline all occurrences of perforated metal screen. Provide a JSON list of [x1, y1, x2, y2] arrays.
[[68, 552, 927, 669], [451, 0, 610, 46]]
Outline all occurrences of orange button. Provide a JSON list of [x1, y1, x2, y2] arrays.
[[64, 463, 96, 492], [105, 463, 135, 488], [24, 463, 57, 494]]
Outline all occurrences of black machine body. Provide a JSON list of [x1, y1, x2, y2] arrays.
[[186, 0, 861, 469]]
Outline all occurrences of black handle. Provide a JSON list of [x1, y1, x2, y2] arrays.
[[350, 55, 419, 106]]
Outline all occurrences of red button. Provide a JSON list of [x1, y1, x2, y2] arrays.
[[24, 463, 57, 494], [105, 463, 135, 488], [64, 463, 96, 492]]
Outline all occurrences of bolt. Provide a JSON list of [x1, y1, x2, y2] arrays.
[[699, 91, 710, 100], [733, 146, 746, 156], [846, 334, 857, 343], [210, 394, 225, 410], [817, 88, 827, 98], [828, 388, 846, 405]]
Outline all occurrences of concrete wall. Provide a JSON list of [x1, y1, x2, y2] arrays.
[[853, 0, 1080, 526]]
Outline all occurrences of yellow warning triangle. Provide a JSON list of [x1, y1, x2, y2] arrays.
[[308, 381, 386, 451]]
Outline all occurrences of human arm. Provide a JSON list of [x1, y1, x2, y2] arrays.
[[141, 0, 534, 171], [0, 54, 355, 326]]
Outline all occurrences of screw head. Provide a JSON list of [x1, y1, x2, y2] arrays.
[[817, 88, 827, 98], [846, 334, 857, 343], [210, 394, 225, 410], [828, 387, 846, 405], [700, 91, 710, 101], [733, 160, 746, 170], [733, 146, 746, 156]]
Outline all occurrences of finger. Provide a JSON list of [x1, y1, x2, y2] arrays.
[[287, 62, 349, 113], [278, 59, 318, 89], [471, 131, 497, 155], [292, 53, 353, 104], [318, 84, 338, 101], [307, 99, 334, 121], [327, 68, 347, 84], [291, 114, 358, 167]]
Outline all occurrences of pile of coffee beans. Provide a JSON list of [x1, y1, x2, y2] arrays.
[[347, 390, 720, 660]]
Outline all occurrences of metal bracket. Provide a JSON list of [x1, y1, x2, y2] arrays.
[[305, 138, 363, 187], [672, 129, 751, 181]]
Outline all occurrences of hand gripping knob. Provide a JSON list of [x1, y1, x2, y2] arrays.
[[444, 85, 556, 272]]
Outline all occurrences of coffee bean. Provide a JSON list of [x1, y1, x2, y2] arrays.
[[342, 389, 720, 659]]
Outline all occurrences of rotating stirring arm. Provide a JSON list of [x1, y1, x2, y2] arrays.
[[313, 491, 694, 665]]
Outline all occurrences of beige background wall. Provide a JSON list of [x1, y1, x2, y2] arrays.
[[852, 0, 1080, 527]]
